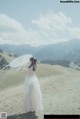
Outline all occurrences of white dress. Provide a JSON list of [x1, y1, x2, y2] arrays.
[[23, 66, 43, 113]]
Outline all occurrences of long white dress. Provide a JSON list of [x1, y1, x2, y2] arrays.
[[23, 65, 43, 113]]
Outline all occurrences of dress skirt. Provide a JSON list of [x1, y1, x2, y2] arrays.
[[23, 74, 43, 113]]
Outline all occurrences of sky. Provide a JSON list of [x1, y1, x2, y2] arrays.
[[0, 0, 80, 46]]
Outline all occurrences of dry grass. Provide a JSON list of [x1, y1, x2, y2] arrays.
[[0, 64, 80, 119]]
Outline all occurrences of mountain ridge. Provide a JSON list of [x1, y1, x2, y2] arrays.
[[0, 39, 80, 66]]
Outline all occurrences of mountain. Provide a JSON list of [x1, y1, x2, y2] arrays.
[[34, 39, 80, 61], [0, 44, 37, 56], [0, 39, 80, 67]]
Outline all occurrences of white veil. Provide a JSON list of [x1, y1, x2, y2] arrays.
[[3, 54, 33, 70]]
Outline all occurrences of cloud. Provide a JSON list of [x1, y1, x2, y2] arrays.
[[0, 14, 25, 32], [67, 27, 80, 38], [0, 12, 80, 47], [32, 11, 80, 43], [32, 11, 74, 44], [0, 14, 45, 46], [0, 30, 44, 46], [32, 11, 72, 32]]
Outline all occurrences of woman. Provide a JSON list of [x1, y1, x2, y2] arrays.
[[23, 57, 43, 113]]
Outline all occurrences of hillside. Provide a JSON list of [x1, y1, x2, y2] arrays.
[[0, 52, 15, 63], [0, 64, 80, 119], [0, 39, 80, 67], [0, 51, 15, 69], [0, 64, 64, 90]]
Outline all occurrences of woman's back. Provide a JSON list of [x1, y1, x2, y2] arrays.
[[27, 66, 35, 77]]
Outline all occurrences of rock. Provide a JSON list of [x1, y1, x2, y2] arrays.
[[0, 55, 8, 69]]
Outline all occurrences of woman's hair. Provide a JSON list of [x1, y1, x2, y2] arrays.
[[28, 57, 37, 71]]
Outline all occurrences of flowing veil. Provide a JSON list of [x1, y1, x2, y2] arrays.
[[2, 54, 33, 70]]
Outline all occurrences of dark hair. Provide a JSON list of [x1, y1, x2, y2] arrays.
[[28, 57, 37, 71], [30, 57, 34, 62]]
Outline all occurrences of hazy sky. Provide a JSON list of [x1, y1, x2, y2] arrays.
[[0, 0, 80, 46]]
